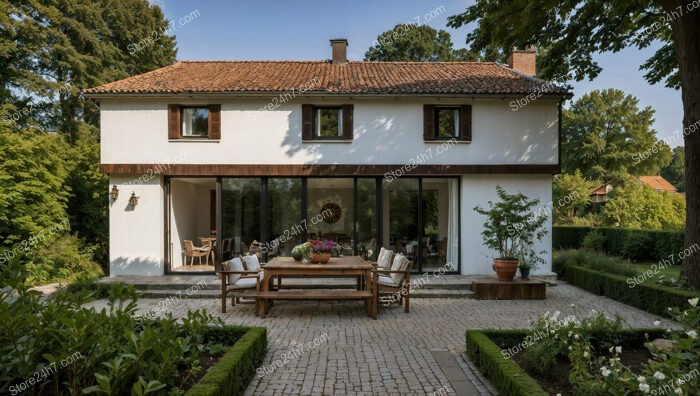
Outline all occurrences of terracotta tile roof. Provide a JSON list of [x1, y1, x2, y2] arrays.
[[84, 61, 570, 96], [637, 176, 678, 192]]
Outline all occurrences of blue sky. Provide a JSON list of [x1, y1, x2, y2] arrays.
[[155, 0, 683, 146]]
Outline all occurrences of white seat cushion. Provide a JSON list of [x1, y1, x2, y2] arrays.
[[390, 254, 410, 285], [377, 248, 393, 269], [377, 275, 399, 287], [245, 254, 261, 271], [232, 277, 257, 289]]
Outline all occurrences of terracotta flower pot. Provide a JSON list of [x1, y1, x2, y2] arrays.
[[492, 258, 519, 281], [309, 252, 331, 263]]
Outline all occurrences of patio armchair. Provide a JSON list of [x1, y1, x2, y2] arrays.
[[372, 253, 413, 315], [183, 240, 210, 266], [220, 257, 262, 314]]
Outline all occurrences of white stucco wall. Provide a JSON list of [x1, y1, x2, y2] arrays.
[[109, 175, 164, 275], [99, 97, 559, 166], [460, 174, 553, 275]]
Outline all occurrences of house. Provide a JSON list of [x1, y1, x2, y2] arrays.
[[590, 175, 679, 203], [84, 40, 570, 277]]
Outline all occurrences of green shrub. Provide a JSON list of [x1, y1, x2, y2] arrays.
[[582, 230, 606, 251], [22, 234, 103, 286], [0, 256, 257, 395], [553, 226, 685, 263], [554, 249, 637, 277], [465, 330, 548, 396], [558, 263, 699, 317]]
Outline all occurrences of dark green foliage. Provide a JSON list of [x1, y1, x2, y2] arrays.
[[553, 249, 638, 277], [185, 327, 268, 396], [0, 257, 259, 395], [553, 226, 685, 263], [557, 264, 699, 317], [364, 24, 492, 62], [465, 330, 548, 396], [661, 146, 685, 192], [581, 230, 605, 251]]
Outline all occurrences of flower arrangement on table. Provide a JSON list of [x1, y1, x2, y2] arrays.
[[209, 230, 217, 238], [307, 239, 336, 263]]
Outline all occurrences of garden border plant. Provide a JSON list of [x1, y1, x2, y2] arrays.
[[555, 251, 700, 317]]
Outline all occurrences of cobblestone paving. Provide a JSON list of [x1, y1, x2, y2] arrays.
[[88, 282, 678, 395]]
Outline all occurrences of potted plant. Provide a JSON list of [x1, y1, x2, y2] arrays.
[[474, 185, 548, 281], [517, 244, 546, 280], [308, 239, 336, 263], [291, 242, 310, 262]]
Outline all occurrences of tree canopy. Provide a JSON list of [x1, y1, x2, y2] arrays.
[[562, 89, 671, 181], [552, 170, 597, 224], [364, 24, 491, 62], [602, 181, 685, 230], [662, 146, 685, 191]]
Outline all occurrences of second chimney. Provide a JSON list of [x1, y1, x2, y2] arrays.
[[506, 46, 536, 77], [330, 38, 348, 65]]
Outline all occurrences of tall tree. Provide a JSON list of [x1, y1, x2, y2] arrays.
[[563, 89, 671, 180], [448, 1, 700, 286], [662, 146, 686, 191], [602, 181, 685, 230], [552, 170, 598, 223], [365, 24, 494, 62]]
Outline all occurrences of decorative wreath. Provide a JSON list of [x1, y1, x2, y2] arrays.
[[321, 202, 342, 223]]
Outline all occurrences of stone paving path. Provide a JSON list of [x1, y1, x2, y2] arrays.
[[87, 281, 678, 395]]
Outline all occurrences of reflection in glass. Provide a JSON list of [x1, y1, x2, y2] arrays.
[[307, 178, 354, 256], [356, 178, 377, 260], [383, 178, 419, 263], [267, 178, 302, 257], [221, 178, 261, 257]]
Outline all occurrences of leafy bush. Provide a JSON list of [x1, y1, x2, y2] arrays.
[[553, 226, 685, 263], [24, 234, 103, 286], [554, 249, 637, 277], [0, 256, 251, 395], [555, 254, 700, 317], [582, 231, 606, 251]]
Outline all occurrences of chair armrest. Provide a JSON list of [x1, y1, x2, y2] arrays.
[[220, 270, 261, 275]]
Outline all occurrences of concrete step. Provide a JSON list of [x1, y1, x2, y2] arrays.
[[136, 288, 474, 300]]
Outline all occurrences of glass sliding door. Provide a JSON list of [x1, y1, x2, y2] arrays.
[[266, 178, 302, 258], [355, 178, 378, 260], [307, 178, 354, 256], [221, 178, 262, 257], [382, 178, 420, 265], [421, 178, 459, 272]]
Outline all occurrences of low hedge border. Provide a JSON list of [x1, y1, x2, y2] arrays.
[[466, 329, 667, 396], [186, 326, 268, 396], [465, 330, 547, 396], [560, 264, 699, 317]]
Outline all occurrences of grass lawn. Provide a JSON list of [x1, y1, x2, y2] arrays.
[[630, 262, 682, 282]]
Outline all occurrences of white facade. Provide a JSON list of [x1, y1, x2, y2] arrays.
[[102, 97, 559, 276]]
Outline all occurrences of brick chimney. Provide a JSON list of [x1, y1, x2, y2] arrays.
[[506, 46, 536, 77], [330, 38, 348, 65]]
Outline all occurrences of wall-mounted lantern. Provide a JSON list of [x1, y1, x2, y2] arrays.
[[109, 185, 119, 202], [129, 192, 139, 207]]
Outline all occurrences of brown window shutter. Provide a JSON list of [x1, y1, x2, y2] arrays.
[[168, 104, 180, 139], [342, 104, 354, 140], [302, 104, 313, 140], [423, 105, 435, 140], [459, 105, 472, 141], [209, 105, 221, 139]]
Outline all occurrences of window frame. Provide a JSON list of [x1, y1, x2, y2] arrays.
[[313, 106, 344, 140], [180, 106, 211, 138], [434, 106, 461, 140]]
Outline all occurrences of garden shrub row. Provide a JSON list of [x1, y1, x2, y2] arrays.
[[465, 330, 548, 396], [558, 264, 699, 317], [553, 226, 685, 263], [466, 329, 667, 396], [186, 327, 268, 396]]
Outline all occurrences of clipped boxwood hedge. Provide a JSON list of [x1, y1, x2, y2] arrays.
[[465, 330, 547, 396], [553, 226, 685, 263], [559, 264, 699, 317], [186, 326, 267, 396], [466, 329, 666, 396]]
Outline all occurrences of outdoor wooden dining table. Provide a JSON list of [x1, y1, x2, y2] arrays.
[[259, 256, 375, 319]]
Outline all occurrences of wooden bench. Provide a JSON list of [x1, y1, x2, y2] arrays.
[[256, 290, 372, 318]]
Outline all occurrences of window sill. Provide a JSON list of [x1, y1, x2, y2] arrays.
[[302, 140, 352, 143], [423, 140, 471, 144], [169, 139, 220, 143]]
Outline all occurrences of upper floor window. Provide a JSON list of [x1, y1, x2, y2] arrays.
[[423, 104, 471, 142], [168, 104, 221, 140], [315, 107, 343, 138], [181, 107, 209, 137], [302, 104, 353, 141]]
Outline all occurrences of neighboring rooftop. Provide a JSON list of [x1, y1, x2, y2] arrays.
[[83, 60, 570, 96], [637, 176, 678, 192]]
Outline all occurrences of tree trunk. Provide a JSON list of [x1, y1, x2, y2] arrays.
[[660, 0, 700, 287]]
